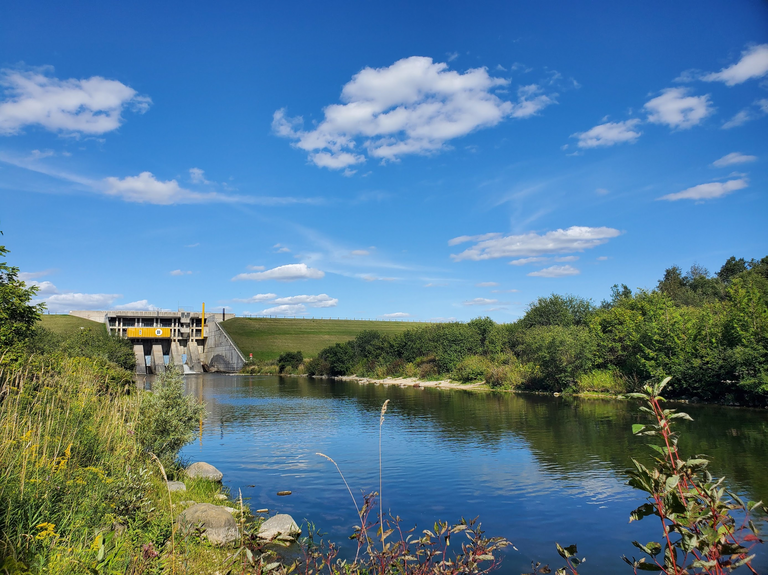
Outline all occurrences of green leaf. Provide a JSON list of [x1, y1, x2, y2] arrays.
[[665, 474, 680, 492], [632, 424, 646, 434]]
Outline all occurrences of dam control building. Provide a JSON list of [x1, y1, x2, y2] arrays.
[[69, 307, 246, 374]]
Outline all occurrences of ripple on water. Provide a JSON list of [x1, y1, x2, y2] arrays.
[[182, 375, 768, 575]]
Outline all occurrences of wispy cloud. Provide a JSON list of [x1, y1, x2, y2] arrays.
[[450, 226, 621, 262], [170, 269, 192, 276], [0, 153, 324, 206], [273, 56, 557, 169], [380, 312, 411, 318], [658, 178, 748, 201], [475, 282, 499, 287], [232, 263, 325, 282], [527, 265, 580, 278], [233, 293, 278, 303], [712, 152, 757, 168], [463, 298, 503, 306], [702, 44, 768, 86], [114, 299, 161, 311], [0, 66, 150, 136]]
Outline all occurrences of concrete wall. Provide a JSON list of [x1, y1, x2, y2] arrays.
[[69, 310, 108, 323], [202, 320, 246, 372]]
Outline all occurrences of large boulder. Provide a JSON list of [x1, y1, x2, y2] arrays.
[[176, 503, 239, 546], [186, 461, 223, 482], [258, 514, 301, 541]]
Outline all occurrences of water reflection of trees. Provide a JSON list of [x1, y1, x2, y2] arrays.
[[186, 375, 768, 504]]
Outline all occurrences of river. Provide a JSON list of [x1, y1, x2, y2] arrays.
[[180, 374, 768, 574]]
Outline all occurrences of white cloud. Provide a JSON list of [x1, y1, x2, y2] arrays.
[[424, 282, 448, 287], [360, 274, 397, 282], [103, 172, 244, 205], [380, 312, 411, 318], [0, 67, 150, 135], [447, 232, 502, 247], [27, 280, 58, 295], [509, 84, 556, 118], [19, 269, 55, 281], [170, 269, 192, 276], [554, 255, 579, 262], [722, 109, 754, 129], [233, 293, 278, 303], [722, 100, 768, 129], [528, 265, 580, 278], [272, 294, 338, 308], [702, 44, 768, 86], [597, 256, 609, 261], [509, 257, 548, 266], [351, 249, 370, 256], [114, 299, 160, 311], [246, 265, 265, 271], [273, 56, 556, 169], [644, 88, 713, 129], [189, 167, 212, 184], [658, 178, 748, 201], [232, 263, 325, 282], [492, 289, 520, 293], [475, 282, 499, 287], [258, 304, 307, 316], [596, 188, 610, 195], [712, 152, 757, 167], [41, 292, 121, 313], [573, 119, 642, 148], [463, 298, 501, 306], [274, 243, 291, 253], [451, 226, 621, 262]]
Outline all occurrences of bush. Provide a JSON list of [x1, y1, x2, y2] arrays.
[[515, 325, 597, 391], [306, 357, 331, 377], [278, 350, 303, 373], [484, 356, 530, 389], [135, 366, 206, 467], [576, 367, 626, 393], [319, 342, 355, 376], [452, 355, 491, 383]]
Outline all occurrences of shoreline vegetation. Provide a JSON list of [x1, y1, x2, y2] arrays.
[[2, 239, 766, 573], [240, 254, 768, 408]]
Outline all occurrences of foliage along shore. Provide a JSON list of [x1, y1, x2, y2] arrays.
[[243, 255, 768, 407]]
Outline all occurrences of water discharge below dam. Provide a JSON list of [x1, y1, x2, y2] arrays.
[[180, 374, 768, 574]]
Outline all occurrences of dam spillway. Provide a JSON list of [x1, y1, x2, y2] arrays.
[[69, 309, 246, 374]]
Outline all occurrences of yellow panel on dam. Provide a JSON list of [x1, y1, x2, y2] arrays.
[[126, 327, 171, 338]]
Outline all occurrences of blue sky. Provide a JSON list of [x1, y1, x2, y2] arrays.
[[1, 1, 767, 321]]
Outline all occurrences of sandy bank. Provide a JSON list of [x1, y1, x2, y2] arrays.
[[334, 374, 487, 391]]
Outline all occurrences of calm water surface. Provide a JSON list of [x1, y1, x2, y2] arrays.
[[180, 374, 768, 574]]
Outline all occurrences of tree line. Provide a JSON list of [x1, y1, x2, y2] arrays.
[[303, 255, 768, 405]]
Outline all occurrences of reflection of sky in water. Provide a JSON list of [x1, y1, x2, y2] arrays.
[[181, 375, 767, 574]]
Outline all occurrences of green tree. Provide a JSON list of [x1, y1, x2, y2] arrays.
[[0, 242, 45, 349], [520, 294, 594, 329]]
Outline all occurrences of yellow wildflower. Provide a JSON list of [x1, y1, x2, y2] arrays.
[[35, 522, 57, 540]]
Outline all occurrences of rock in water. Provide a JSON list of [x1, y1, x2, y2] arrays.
[[186, 461, 223, 482], [167, 481, 186, 492], [177, 503, 239, 546], [258, 514, 301, 541]]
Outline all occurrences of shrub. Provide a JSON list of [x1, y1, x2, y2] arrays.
[[577, 367, 626, 393], [452, 354, 491, 383], [319, 343, 355, 376], [135, 366, 206, 467], [305, 357, 330, 377], [277, 350, 303, 373], [484, 357, 530, 389], [516, 325, 597, 391], [417, 356, 439, 379]]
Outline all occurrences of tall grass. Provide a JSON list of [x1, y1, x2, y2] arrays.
[[0, 357, 147, 572]]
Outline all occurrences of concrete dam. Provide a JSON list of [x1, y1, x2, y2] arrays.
[[70, 308, 246, 374]]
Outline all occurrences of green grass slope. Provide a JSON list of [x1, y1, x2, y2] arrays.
[[221, 317, 427, 361], [39, 314, 107, 335]]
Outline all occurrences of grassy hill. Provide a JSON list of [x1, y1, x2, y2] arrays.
[[39, 314, 106, 335], [220, 317, 427, 361]]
